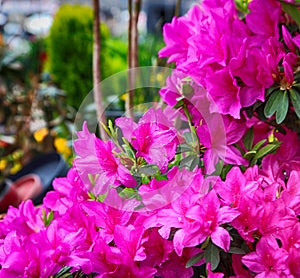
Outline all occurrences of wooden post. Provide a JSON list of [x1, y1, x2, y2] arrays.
[[93, 0, 107, 140]]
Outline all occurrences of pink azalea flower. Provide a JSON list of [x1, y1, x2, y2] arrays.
[[282, 25, 296, 53], [215, 166, 258, 207], [156, 247, 204, 278], [282, 52, 297, 86], [278, 222, 300, 252], [94, 139, 137, 187], [197, 115, 247, 174], [0, 232, 61, 278], [230, 196, 259, 242], [184, 190, 239, 253], [164, 189, 239, 255], [0, 200, 44, 238], [205, 67, 241, 119], [158, 5, 199, 65], [89, 236, 120, 276], [81, 200, 132, 243], [281, 170, 300, 214], [207, 262, 224, 278], [242, 237, 288, 277], [74, 122, 136, 191], [285, 248, 300, 277], [246, 0, 281, 38], [140, 228, 174, 268], [116, 108, 179, 172], [230, 254, 252, 278], [92, 225, 157, 278], [256, 199, 297, 238]]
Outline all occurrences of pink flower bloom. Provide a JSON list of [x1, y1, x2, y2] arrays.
[[246, 0, 281, 38], [171, 189, 239, 255], [82, 200, 132, 243], [256, 199, 297, 238], [156, 247, 204, 278], [285, 248, 300, 277], [231, 254, 252, 278], [281, 170, 300, 214], [242, 237, 288, 277], [0, 232, 60, 278], [205, 67, 241, 119], [278, 223, 300, 261], [207, 262, 224, 278], [94, 139, 137, 188], [231, 196, 259, 242], [0, 200, 44, 238], [215, 166, 258, 207], [158, 5, 199, 65], [116, 108, 179, 172], [282, 25, 296, 53], [74, 122, 136, 191], [197, 115, 247, 174], [140, 228, 174, 268], [282, 52, 297, 86]]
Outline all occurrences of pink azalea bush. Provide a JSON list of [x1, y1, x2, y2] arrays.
[[1, 0, 300, 277]]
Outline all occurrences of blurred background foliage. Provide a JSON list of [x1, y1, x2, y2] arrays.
[[46, 3, 164, 110]]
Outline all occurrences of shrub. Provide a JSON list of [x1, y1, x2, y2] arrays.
[[46, 4, 114, 109]]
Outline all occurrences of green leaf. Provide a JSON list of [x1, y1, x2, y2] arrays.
[[52, 266, 73, 278], [264, 90, 282, 118], [155, 174, 168, 181], [182, 83, 194, 97], [243, 127, 254, 150], [204, 243, 220, 271], [122, 144, 136, 160], [252, 139, 267, 152], [174, 99, 184, 109], [42, 209, 54, 227], [119, 188, 140, 200], [275, 90, 289, 124], [281, 1, 300, 26], [179, 155, 195, 168], [289, 88, 300, 119], [139, 165, 159, 176], [252, 143, 280, 162], [186, 251, 204, 268], [176, 143, 193, 154], [228, 247, 246, 255], [190, 156, 200, 171], [243, 150, 257, 160]]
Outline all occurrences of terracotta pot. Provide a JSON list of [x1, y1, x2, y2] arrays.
[[11, 174, 43, 202], [0, 179, 21, 213], [9, 152, 69, 205]]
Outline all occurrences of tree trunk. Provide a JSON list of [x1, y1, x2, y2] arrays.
[[126, 0, 141, 119], [93, 0, 107, 140]]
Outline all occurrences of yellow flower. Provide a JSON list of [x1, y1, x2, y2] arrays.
[[0, 159, 7, 171], [54, 137, 72, 157], [10, 162, 22, 174], [33, 127, 49, 143]]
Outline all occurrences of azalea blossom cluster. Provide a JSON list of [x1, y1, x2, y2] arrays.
[[1, 107, 300, 277], [1, 0, 300, 277]]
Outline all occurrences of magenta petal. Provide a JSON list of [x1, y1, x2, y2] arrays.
[[115, 117, 137, 140], [211, 226, 230, 252], [282, 25, 296, 52], [242, 252, 265, 273], [218, 206, 240, 224]]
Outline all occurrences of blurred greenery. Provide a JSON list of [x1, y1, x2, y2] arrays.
[[46, 4, 128, 109], [46, 4, 165, 111]]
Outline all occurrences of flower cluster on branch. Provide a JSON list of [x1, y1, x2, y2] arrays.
[[1, 0, 300, 277]]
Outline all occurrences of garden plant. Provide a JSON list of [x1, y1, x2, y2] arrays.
[[1, 0, 300, 277]]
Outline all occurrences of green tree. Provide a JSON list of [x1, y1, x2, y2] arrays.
[[47, 4, 112, 109]]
